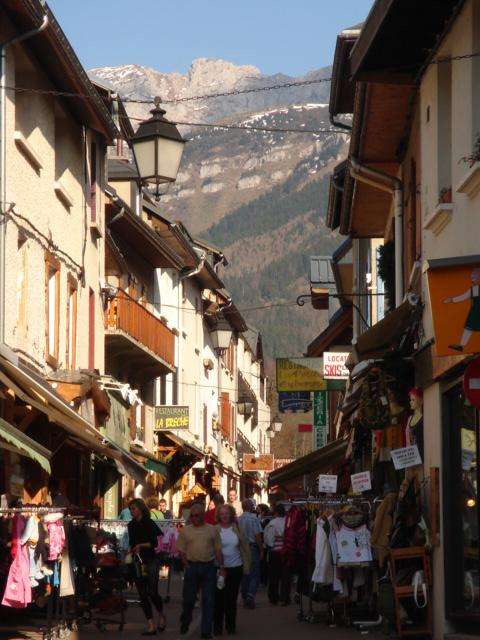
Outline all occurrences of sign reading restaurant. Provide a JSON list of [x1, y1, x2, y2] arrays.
[[155, 406, 189, 431]]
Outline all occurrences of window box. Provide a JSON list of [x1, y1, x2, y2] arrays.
[[424, 203, 453, 235], [14, 131, 42, 173], [54, 180, 73, 210], [456, 161, 480, 198]]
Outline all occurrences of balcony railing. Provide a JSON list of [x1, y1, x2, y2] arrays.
[[105, 291, 175, 368]]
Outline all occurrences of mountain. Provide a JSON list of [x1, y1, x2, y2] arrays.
[[90, 59, 347, 359]]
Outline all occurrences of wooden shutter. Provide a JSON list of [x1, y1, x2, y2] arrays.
[[88, 288, 95, 370], [220, 392, 231, 440]]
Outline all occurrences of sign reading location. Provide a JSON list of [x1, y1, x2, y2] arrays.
[[323, 352, 349, 380]]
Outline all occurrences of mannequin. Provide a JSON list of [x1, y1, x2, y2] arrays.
[[406, 388, 424, 459]]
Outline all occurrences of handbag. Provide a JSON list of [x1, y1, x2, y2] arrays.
[[412, 570, 427, 608]]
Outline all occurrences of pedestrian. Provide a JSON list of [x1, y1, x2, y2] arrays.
[[257, 504, 272, 587], [227, 488, 242, 517], [128, 499, 166, 634], [264, 504, 290, 606], [146, 496, 164, 521], [177, 503, 222, 639], [205, 493, 225, 525], [118, 496, 133, 521], [159, 497, 172, 520], [238, 499, 263, 609], [214, 504, 251, 636]]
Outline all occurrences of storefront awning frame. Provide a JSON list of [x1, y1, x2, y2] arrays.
[[0, 417, 52, 474]]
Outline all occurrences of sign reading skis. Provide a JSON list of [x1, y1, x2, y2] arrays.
[[323, 352, 349, 380]]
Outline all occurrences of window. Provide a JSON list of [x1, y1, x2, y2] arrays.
[[66, 275, 77, 370], [222, 338, 235, 374], [45, 253, 60, 366]]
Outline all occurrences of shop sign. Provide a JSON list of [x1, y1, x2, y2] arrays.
[[318, 474, 337, 493], [313, 390, 327, 450], [462, 449, 475, 471], [155, 405, 189, 431], [463, 357, 480, 410], [323, 352, 349, 379], [351, 471, 372, 493], [276, 358, 327, 392], [391, 445, 422, 470], [243, 454, 274, 472], [278, 391, 312, 413], [427, 258, 480, 356], [298, 423, 313, 433]]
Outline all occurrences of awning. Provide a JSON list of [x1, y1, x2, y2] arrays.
[[131, 443, 168, 477], [156, 432, 204, 490], [268, 438, 348, 489], [347, 299, 420, 367], [0, 350, 146, 484], [0, 417, 51, 474]]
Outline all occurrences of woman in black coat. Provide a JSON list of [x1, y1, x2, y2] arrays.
[[128, 499, 166, 634]]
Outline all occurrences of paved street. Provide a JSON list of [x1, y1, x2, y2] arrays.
[[73, 574, 366, 640]]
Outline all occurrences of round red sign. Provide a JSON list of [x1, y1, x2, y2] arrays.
[[463, 356, 480, 409]]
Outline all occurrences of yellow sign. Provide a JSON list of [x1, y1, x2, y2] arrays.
[[155, 406, 189, 430], [276, 358, 327, 392]]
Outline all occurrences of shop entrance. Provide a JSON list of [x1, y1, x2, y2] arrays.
[[443, 384, 480, 618]]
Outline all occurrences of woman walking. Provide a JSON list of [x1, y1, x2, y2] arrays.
[[128, 499, 166, 635], [214, 504, 251, 636]]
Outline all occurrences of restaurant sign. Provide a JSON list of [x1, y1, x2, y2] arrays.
[[155, 405, 189, 431], [276, 358, 327, 392]]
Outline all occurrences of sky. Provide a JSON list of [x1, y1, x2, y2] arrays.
[[48, 1, 373, 76]]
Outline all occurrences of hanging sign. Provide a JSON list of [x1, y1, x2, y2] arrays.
[[462, 449, 475, 471], [463, 356, 480, 410], [427, 257, 480, 356], [323, 352, 349, 379], [298, 423, 313, 433], [351, 471, 372, 493], [278, 391, 312, 413], [391, 445, 422, 470], [243, 454, 274, 472], [155, 406, 189, 430], [313, 390, 327, 450], [276, 358, 327, 392], [318, 474, 338, 493]]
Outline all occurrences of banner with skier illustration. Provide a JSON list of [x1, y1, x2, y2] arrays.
[[427, 256, 480, 356]]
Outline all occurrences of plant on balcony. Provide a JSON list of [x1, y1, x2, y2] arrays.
[[377, 241, 395, 311], [439, 187, 452, 204], [460, 133, 480, 167]]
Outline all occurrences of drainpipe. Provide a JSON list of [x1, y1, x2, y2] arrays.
[[0, 14, 49, 343], [180, 252, 206, 280], [350, 157, 404, 308]]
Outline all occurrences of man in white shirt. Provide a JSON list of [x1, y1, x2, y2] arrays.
[[264, 504, 290, 605]]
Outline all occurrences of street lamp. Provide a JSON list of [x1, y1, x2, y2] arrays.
[[273, 420, 282, 433], [209, 315, 233, 353], [131, 96, 185, 198]]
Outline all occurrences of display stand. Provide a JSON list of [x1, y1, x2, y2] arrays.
[[389, 547, 432, 637]]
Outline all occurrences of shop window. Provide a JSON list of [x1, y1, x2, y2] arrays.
[[66, 275, 77, 370], [443, 384, 480, 617], [45, 252, 60, 367]]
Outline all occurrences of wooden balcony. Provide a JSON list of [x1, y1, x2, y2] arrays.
[[105, 291, 175, 376]]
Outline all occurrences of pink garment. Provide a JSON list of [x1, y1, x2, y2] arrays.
[[2, 516, 32, 608], [155, 528, 177, 555], [47, 521, 65, 561]]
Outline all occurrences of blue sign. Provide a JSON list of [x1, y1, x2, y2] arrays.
[[278, 392, 312, 413]]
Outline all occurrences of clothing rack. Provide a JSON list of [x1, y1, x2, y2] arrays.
[[0, 506, 67, 514]]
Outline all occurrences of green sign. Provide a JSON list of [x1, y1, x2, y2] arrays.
[[313, 391, 328, 450], [155, 405, 189, 431]]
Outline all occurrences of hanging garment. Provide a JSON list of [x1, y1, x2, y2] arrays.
[[371, 492, 397, 568], [282, 507, 306, 569], [335, 524, 372, 566], [2, 516, 32, 608], [45, 515, 65, 561], [311, 518, 333, 585], [327, 517, 343, 593]]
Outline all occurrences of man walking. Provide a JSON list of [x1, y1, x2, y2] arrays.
[[238, 499, 263, 609], [177, 503, 222, 639]]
